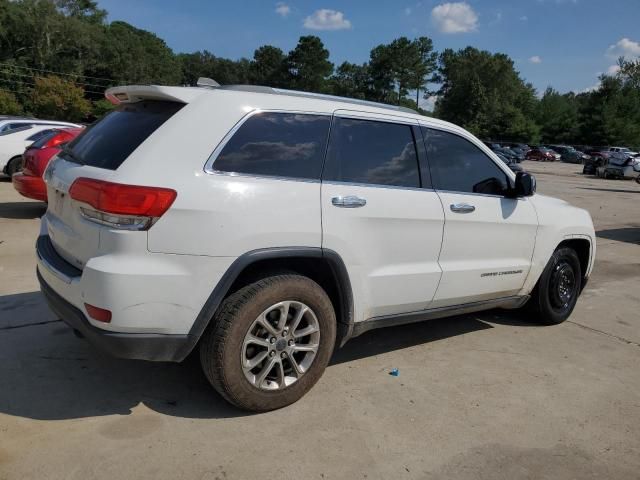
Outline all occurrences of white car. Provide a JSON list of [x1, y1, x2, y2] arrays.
[[0, 121, 81, 176], [608, 146, 639, 157], [37, 83, 596, 411]]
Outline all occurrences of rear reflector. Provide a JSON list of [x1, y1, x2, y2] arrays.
[[69, 178, 177, 217], [84, 303, 112, 323]]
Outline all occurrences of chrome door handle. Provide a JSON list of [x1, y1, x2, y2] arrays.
[[332, 195, 367, 208], [450, 203, 475, 213]]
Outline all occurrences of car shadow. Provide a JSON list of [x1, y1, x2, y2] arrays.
[[579, 187, 640, 194], [0, 201, 46, 219], [0, 291, 537, 421], [596, 227, 640, 245]]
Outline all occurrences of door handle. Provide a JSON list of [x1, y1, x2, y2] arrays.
[[332, 195, 367, 208], [450, 203, 475, 213]]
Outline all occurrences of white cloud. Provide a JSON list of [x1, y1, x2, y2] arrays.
[[520, 15, 528, 21], [431, 2, 478, 34], [606, 37, 640, 59], [303, 9, 352, 30], [275, 2, 290, 17], [529, 55, 542, 64], [607, 64, 621, 75], [419, 95, 438, 112]]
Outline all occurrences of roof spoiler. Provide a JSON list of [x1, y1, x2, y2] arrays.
[[105, 85, 206, 105]]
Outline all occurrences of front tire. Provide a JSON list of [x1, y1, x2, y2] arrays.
[[200, 274, 336, 412], [527, 247, 582, 325]]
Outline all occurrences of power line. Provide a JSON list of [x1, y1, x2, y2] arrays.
[[0, 77, 105, 96], [0, 69, 110, 90], [0, 61, 128, 84]]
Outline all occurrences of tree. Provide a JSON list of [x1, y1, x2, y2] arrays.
[[0, 89, 22, 114], [30, 75, 91, 121], [250, 45, 287, 87], [410, 37, 438, 105], [286, 36, 333, 92], [435, 47, 539, 142], [330, 62, 372, 99], [537, 88, 578, 143]]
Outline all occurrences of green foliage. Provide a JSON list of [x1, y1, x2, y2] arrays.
[[30, 75, 91, 121], [0, 89, 22, 114], [286, 36, 333, 92], [0, 0, 637, 147], [435, 47, 539, 142]]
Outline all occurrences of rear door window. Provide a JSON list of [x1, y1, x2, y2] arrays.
[[60, 101, 183, 170], [323, 117, 420, 188], [213, 112, 331, 180]]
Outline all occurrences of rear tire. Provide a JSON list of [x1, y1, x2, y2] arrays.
[[526, 247, 582, 325], [5, 156, 22, 177], [200, 274, 336, 412]]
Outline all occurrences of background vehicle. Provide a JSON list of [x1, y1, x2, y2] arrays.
[[1, 121, 81, 176], [0, 118, 78, 134], [13, 127, 83, 202], [608, 146, 638, 156], [495, 152, 523, 172], [582, 150, 609, 174], [551, 145, 590, 164], [526, 146, 556, 161], [37, 83, 595, 411]]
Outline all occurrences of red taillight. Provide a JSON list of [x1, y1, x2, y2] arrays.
[[84, 303, 112, 323], [69, 178, 177, 217]]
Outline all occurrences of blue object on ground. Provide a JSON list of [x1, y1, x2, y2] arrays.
[[390, 368, 399, 376]]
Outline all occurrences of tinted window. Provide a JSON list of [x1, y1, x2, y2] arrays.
[[60, 101, 183, 170], [324, 117, 420, 188], [31, 130, 60, 148], [423, 128, 509, 195], [27, 129, 56, 142], [214, 112, 330, 180]]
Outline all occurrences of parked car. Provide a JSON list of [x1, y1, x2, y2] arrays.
[[492, 146, 522, 162], [582, 150, 609, 174], [552, 145, 590, 164], [607, 146, 638, 157], [12, 127, 84, 202], [37, 83, 595, 411], [596, 153, 640, 179], [526, 147, 556, 161], [1, 121, 81, 176], [495, 152, 523, 172], [0, 118, 78, 134]]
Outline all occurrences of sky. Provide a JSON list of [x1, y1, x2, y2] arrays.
[[98, 0, 640, 108]]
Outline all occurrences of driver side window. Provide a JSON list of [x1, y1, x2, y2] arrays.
[[422, 127, 509, 195]]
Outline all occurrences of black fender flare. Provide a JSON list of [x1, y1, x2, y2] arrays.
[[183, 247, 354, 358]]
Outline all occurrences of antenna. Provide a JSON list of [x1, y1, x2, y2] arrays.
[[196, 77, 220, 88]]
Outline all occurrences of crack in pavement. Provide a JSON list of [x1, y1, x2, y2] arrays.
[[0, 319, 62, 331], [567, 320, 640, 347]]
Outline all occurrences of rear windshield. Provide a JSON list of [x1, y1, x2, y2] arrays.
[[60, 101, 183, 170], [30, 130, 60, 148]]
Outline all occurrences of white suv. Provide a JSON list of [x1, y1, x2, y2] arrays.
[[37, 84, 596, 411]]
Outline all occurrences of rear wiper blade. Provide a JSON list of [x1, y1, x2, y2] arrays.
[[60, 146, 84, 165]]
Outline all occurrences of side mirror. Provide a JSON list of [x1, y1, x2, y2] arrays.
[[514, 171, 536, 197]]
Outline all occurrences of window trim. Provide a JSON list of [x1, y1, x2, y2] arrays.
[[203, 109, 332, 182], [421, 125, 517, 198], [322, 114, 424, 190]]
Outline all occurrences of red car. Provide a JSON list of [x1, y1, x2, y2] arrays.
[[525, 147, 556, 162], [12, 127, 83, 202]]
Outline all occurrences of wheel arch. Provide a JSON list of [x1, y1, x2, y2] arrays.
[[185, 247, 354, 358], [556, 237, 592, 291]]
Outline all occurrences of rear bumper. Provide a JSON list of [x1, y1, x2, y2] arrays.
[[38, 268, 194, 362], [12, 173, 47, 202]]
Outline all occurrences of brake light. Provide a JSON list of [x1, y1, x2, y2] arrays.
[[69, 178, 177, 230]]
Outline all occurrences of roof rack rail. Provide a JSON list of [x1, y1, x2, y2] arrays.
[[211, 84, 419, 115]]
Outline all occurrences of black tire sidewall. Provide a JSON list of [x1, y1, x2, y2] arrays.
[[202, 275, 336, 411], [534, 247, 582, 325]]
